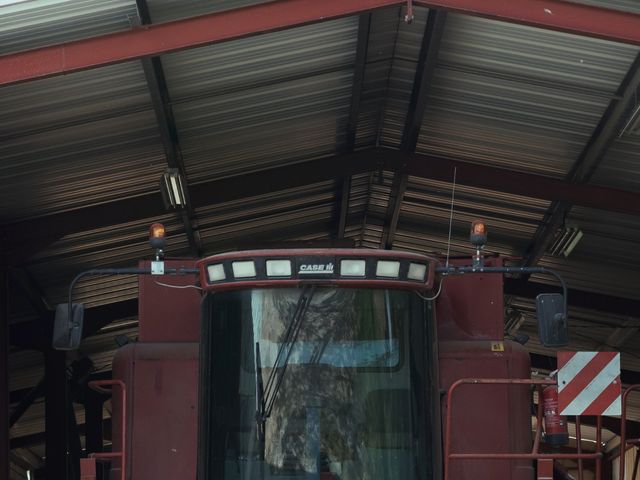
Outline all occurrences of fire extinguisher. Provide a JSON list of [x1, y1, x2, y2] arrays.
[[543, 386, 569, 446]]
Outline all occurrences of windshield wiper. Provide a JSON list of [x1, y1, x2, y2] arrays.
[[255, 286, 316, 436]]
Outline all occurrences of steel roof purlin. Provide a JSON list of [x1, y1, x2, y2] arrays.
[[335, 14, 372, 241], [2, 0, 640, 88], [381, 8, 447, 250]]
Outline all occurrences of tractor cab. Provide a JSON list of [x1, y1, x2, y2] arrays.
[[197, 250, 440, 480]]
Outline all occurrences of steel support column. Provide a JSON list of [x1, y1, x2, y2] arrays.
[[44, 348, 69, 479], [83, 390, 105, 455], [2, 0, 640, 87], [1, 242, 8, 480]]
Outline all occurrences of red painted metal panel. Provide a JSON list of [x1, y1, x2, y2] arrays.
[[80, 458, 97, 480], [436, 257, 504, 341], [1, 0, 640, 87], [536, 458, 553, 480], [439, 340, 533, 480], [138, 259, 200, 342], [112, 343, 199, 480]]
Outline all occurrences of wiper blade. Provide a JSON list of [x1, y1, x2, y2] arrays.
[[254, 341, 265, 442], [256, 286, 315, 432]]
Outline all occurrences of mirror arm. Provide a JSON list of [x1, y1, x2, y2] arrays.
[[435, 265, 568, 320], [67, 266, 200, 331]]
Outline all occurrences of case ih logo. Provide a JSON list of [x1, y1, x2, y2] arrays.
[[298, 263, 334, 275]]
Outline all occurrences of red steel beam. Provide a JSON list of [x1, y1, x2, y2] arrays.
[[419, 0, 640, 46], [2, 0, 640, 87]]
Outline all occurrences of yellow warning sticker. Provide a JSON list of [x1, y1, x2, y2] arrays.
[[491, 342, 505, 352]]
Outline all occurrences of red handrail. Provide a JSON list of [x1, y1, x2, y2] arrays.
[[88, 380, 126, 480], [619, 384, 640, 480], [443, 378, 604, 480]]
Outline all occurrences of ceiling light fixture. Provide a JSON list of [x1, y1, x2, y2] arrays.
[[160, 169, 187, 209], [548, 225, 583, 258]]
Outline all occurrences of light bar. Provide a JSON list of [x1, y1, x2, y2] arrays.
[[207, 264, 226, 282], [340, 259, 366, 277], [376, 260, 400, 278], [198, 250, 436, 291], [232, 261, 256, 278], [266, 260, 292, 277], [407, 263, 427, 281]]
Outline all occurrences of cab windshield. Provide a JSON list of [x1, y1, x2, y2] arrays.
[[200, 287, 436, 480]]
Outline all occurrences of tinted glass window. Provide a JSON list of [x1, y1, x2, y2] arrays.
[[200, 288, 434, 480]]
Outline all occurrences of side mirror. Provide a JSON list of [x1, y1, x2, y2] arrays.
[[52, 303, 85, 350], [535, 293, 569, 348]]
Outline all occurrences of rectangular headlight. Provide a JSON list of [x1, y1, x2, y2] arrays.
[[340, 259, 366, 277], [232, 261, 256, 278], [266, 260, 292, 277], [376, 260, 400, 278], [207, 264, 226, 282], [407, 263, 427, 281]]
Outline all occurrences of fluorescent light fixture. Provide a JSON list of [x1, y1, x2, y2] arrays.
[[376, 260, 400, 278], [160, 168, 187, 209], [548, 225, 583, 258], [207, 264, 225, 282], [232, 261, 256, 278], [407, 263, 427, 281], [266, 260, 292, 276], [340, 259, 366, 277]]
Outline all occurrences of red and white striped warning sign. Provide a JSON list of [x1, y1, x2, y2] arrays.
[[557, 351, 621, 416]]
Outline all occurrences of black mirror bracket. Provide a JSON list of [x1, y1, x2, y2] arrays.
[[53, 265, 199, 351], [435, 265, 569, 348]]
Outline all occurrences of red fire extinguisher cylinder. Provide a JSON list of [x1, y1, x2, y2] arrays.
[[543, 386, 569, 446]]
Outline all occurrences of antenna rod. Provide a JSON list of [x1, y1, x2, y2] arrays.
[[445, 167, 457, 268]]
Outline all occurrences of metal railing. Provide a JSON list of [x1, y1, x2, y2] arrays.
[[86, 380, 127, 480], [443, 378, 606, 480]]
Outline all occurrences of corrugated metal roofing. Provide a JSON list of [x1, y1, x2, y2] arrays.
[[416, 12, 639, 175], [378, 6, 429, 148], [195, 180, 339, 253], [355, 7, 401, 149], [591, 135, 640, 189], [574, 0, 640, 14], [24, 214, 188, 309], [534, 207, 640, 300], [161, 17, 358, 180], [0, 0, 136, 55], [0, 62, 165, 221], [393, 176, 551, 257], [147, 0, 271, 23]]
